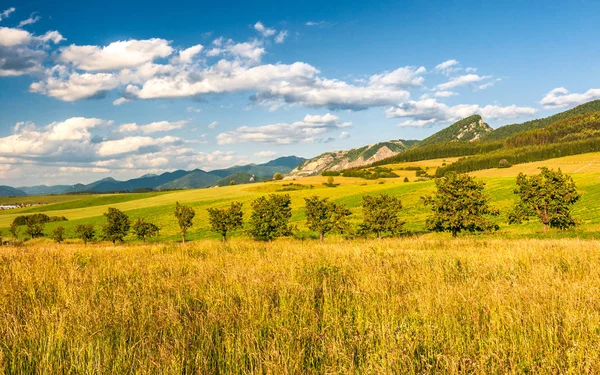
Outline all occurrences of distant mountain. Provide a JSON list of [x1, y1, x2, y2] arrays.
[[158, 170, 221, 190], [419, 115, 493, 146], [14, 156, 307, 195], [483, 100, 600, 141], [0, 185, 27, 197], [18, 185, 72, 196], [288, 141, 413, 177], [209, 156, 307, 179]]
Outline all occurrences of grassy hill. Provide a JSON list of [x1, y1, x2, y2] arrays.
[[0, 185, 27, 197], [483, 99, 600, 141], [2, 152, 600, 242]]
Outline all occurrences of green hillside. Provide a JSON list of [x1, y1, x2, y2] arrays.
[[484, 100, 600, 141], [419, 115, 492, 146], [0, 186, 27, 197], [158, 170, 221, 190]]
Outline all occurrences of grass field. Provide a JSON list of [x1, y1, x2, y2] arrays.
[[2, 238, 600, 374], [1, 153, 600, 242]]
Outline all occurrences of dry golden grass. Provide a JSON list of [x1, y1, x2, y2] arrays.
[[2, 238, 600, 374]]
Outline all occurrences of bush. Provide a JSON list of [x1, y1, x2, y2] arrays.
[[498, 159, 512, 168]]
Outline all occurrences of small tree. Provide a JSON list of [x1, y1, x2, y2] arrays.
[[132, 218, 160, 242], [509, 167, 580, 231], [249, 194, 293, 241], [360, 194, 404, 239], [273, 172, 284, 181], [102, 207, 131, 244], [422, 173, 499, 237], [25, 219, 45, 239], [51, 226, 65, 244], [207, 202, 244, 242], [9, 222, 19, 239], [75, 224, 95, 244], [403, 177, 409, 183], [175, 202, 195, 243], [304, 196, 351, 241]]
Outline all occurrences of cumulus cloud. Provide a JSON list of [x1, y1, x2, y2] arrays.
[[339, 131, 350, 139], [173, 44, 203, 64], [254, 150, 277, 158], [0, 27, 32, 46], [116, 120, 187, 134], [254, 21, 276, 37], [208, 121, 218, 129], [97, 135, 180, 156], [216, 113, 351, 145], [434, 59, 460, 75], [386, 98, 537, 126], [540, 87, 600, 109], [368, 66, 426, 88], [58, 38, 173, 71], [436, 74, 492, 90]]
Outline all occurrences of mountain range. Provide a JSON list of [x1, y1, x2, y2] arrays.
[[4, 156, 306, 197]]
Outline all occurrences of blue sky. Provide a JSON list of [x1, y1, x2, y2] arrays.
[[1, 0, 599, 186]]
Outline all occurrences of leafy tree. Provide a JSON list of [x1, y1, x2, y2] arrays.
[[403, 177, 409, 182], [304, 196, 351, 241], [359, 194, 404, 239], [132, 218, 160, 242], [102, 207, 131, 244], [9, 222, 19, 239], [75, 224, 95, 244], [249, 194, 293, 241], [207, 202, 244, 242], [273, 172, 284, 181], [24, 219, 45, 239], [509, 167, 580, 231], [230, 180, 236, 186], [422, 173, 499, 237], [175, 202, 195, 243], [51, 226, 65, 244]]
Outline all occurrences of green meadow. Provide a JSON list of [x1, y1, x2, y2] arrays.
[[2, 153, 600, 242]]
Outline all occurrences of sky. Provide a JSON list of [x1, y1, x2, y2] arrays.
[[1, 0, 599, 186]]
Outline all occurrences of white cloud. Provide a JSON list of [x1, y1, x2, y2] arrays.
[[397, 119, 437, 127], [216, 113, 351, 145], [208, 121, 218, 129], [17, 15, 40, 28], [97, 135, 180, 156], [368, 66, 426, 88], [254, 21, 276, 37], [434, 90, 459, 98], [386, 98, 537, 125], [436, 74, 492, 90], [0, 27, 32, 46], [540, 87, 600, 109], [58, 38, 173, 71], [0, 7, 15, 21], [255, 150, 277, 158], [339, 131, 350, 139], [173, 44, 203, 64], [206, 39, 265, 63], [305, 21, 331, 27], [116, 120, 187, 134], [112, 97, 129, 105], [275, 30, 288, 44], [434, 59, 460, 75]]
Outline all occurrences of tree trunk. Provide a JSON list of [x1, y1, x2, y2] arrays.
[[182, 232, 186, 244], [452, 229, 458, 238], [377, 231, 381, 240], [222, 233, 227, 243], [320, 233, 324, 242]]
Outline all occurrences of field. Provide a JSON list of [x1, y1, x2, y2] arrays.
[[2, 153, 600, 373], [2, 238, 600, 374], [1, 153, 600, 241]]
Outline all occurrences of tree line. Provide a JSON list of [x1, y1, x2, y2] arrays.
[[0, 168, 580, 246]]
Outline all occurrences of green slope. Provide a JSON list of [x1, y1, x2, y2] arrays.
[[484, 100, 600, 141]]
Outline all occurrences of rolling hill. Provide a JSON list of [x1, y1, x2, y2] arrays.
[[13, 156, 307, 195], [0, 186, 27, 197]]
